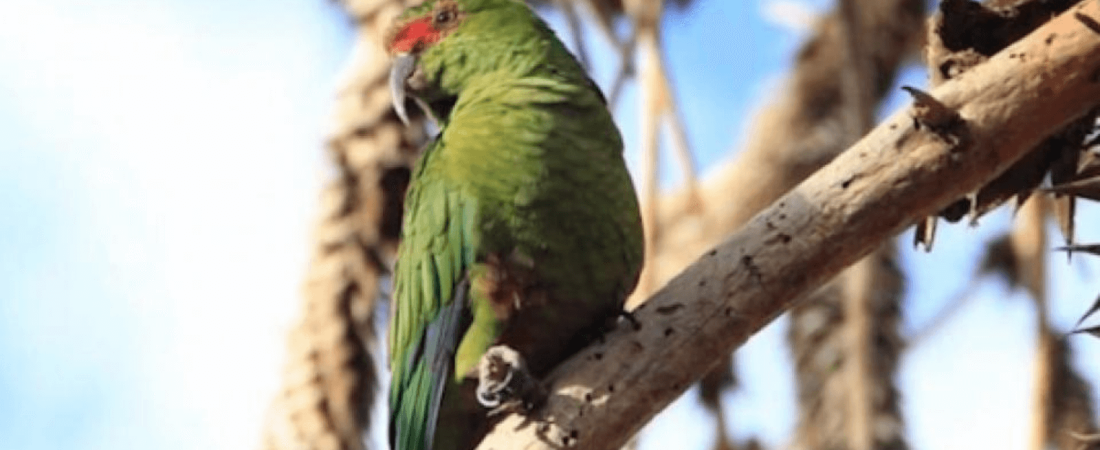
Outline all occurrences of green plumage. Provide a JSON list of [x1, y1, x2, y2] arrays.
[[387, 1, 643, 449]]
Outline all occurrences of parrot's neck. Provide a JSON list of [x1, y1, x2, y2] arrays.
[[421, 23, 596, 129], [430, 60, 601, 132]]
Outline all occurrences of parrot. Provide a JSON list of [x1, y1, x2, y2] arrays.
[[383, 1, 644, 449]]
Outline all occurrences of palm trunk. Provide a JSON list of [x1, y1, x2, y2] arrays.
[[261, 1, 427, 449]]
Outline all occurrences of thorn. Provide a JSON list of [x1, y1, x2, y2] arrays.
[[903, 86, 967, 143], [966, 192, 981, 226], [913, 216, 937, 252], [1055, 243, 1100, 256]]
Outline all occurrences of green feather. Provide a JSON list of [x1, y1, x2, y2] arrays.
[[388, 1, 644, 449]]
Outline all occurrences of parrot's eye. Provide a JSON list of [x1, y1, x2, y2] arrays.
[[434, 10, 455, 26]]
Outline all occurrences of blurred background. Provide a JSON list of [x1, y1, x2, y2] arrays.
[[0, 1, 1097, 450]]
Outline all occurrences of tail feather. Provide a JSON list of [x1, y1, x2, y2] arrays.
[[390, 279, 470, 450]]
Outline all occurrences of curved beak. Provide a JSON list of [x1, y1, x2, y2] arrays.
[[390, 53, 418, 126]]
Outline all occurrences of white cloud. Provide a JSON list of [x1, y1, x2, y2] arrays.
[[759, 0, 819, 35]]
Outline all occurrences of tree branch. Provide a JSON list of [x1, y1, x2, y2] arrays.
[[475, 2, 1100, 449], [638, 0, 924, 293]]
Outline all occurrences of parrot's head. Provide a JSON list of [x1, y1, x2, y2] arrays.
[[384, 0, 542, 124]]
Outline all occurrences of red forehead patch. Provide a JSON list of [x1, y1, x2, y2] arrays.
[[390, 17, 442, 54]]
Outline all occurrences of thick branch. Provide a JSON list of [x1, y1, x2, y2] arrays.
[[476, 2, 1100, 449], [637, 0, 924, 296]]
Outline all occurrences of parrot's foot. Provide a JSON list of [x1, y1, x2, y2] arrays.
[[476, 345, 545, 416]]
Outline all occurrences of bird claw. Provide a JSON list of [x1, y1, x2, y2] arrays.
[[476, 345, 545, 416]]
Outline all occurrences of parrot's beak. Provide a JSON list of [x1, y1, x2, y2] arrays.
[[390, 53, 418, 126]]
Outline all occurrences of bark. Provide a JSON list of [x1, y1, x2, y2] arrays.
[[473, 3, 1100, 448], [628, 0, 925, 447], [635, 0, 925, 292], [919, 0, 1094, 237]]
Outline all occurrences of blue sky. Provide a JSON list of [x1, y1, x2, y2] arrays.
[[0, 1, 1097, 450]]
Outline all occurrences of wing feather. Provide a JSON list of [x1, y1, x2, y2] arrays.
[[389, 140, 479, 450]]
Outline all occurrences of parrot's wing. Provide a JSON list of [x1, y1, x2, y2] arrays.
[[389, 140, 479, 450], [390, 280, 467, 450]]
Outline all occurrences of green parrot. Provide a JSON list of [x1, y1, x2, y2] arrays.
[[383, 1, 644, 449]]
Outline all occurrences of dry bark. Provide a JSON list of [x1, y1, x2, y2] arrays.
[[635, 0, 925, 292], [918, 0, 1096, 243], [261, 1, 427, 449], [473, 3, 1100, 448], [623, 1, 924, 448]]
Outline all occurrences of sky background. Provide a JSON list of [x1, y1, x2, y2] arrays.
[[0, 1, 1097, 450]]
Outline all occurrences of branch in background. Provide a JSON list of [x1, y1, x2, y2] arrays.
[[921, 2, 1100, 449], [833, 253, 908, 450], [558, 0, 638, 107], [907, 197, 1099, 450], [837, 0, 875, 135], [789, 248, 907, 450], [624, 1, 924, 448], [697, 355, 737, 450], [663, 93, 700, 215], [475, 4, 1100, 448], [1019, 199, 1100, 450], [1046, 151, 1100, 203], [634, 0, 662, 296], [261, 1, 427, 449], [641, 0, 925, 291], [1010, 194, 1054, 450], [783, 0, 914, 448], [607, 28, 637, 108], [553, 0, 591, 69], [1042, 330, 1100, 450], [792, 1, 910, 448], [624, 0, 703, 294]]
